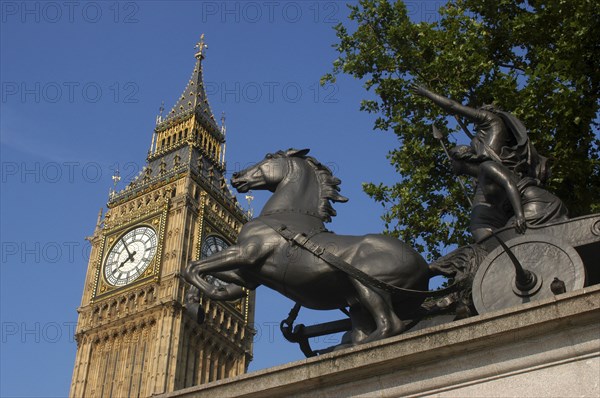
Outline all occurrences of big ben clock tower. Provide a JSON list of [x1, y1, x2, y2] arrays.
[[70, 35, 255, 397]]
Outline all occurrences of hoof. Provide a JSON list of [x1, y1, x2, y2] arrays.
[[362, 320, 405, 344]]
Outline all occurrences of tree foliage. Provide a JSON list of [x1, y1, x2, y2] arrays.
[[324, 0, 600, 259]]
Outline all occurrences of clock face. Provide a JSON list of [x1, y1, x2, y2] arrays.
[[201, 235, 229, 258], [201, 235, 229, 287], [104, 226, 158, 287]]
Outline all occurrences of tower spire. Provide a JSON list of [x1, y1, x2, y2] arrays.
[[158, 33, 220, 134]]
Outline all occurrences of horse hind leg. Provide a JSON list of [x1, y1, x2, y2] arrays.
[[329, 306, 372, 352], [349, 278, 404, 344], [348, 306, 374, 345]]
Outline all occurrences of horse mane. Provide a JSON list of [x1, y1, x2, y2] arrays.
[[273, 149, 348, 223]]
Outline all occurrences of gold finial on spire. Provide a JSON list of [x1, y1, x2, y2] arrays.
[[220, 112, 227, 166], [111, 168, 121, 192], [112, 169, 121, 187], [94, 208, 103, 234], [156, 101, 165, 125], [195, 33, 208, 60], [245, 192, 254, 218], [108, 168, 121, 199]]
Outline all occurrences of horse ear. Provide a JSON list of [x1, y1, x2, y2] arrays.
[[287, 148, 310, 158]]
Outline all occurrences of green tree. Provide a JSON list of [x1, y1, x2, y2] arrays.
[[324, 0, 600, 259]]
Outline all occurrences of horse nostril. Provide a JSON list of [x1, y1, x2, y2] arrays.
[[232, 172, 239, 179]]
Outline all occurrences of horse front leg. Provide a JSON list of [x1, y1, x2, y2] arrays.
[[209, 270, 260, 291], [183, 244, 261, 295], [186, 238, 270, 276], [183, 272, 248, 324], [185, 273, 247, 301], [188, 245, 251, 274], [184, 253, 237, 294]]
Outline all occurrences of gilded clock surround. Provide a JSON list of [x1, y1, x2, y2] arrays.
[[70, 36, 255, 397], [94, 206, 167, 299], [103, 226, 158, 286]]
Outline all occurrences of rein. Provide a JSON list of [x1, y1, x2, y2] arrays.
[[261, 208, 323, 219], [260, 219, 457, 298]]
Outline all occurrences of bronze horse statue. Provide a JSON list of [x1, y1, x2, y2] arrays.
[[183, 148, 430, 347]]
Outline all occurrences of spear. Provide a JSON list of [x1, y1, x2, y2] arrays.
[[432, 124, 473, 207], [454, 116, 474, 140]]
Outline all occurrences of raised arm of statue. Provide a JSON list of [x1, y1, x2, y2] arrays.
[[411, 84, 490, 124], [479, 161, 527, 233]]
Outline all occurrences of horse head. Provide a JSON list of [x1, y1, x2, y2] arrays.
[[231, 148, 348, 223], [231, 148, 310, 193]]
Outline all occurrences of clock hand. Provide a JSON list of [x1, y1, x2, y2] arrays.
[[117, 258, 129, 270], [116, 250, 137, 272], [127, 251, 137, 263], [112, 263, 125, 275], [121, 238, 133, 258]]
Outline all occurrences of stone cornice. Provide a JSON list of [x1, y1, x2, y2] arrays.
[[158, 285, 600, 398]]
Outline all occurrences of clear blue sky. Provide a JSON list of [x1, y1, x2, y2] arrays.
[[0, 2, 445, 396]]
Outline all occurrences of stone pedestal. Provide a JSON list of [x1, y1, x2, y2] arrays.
[[159, 285, 600, 398]]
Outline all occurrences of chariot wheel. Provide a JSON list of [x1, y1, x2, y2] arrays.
[[472, 234, 585, 314]]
